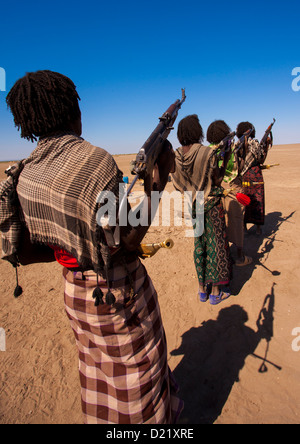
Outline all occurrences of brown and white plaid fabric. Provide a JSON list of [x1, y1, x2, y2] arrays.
[[0, 161, 24, 262], [63, 257, 183, 424], [15, 133, 123, 272]]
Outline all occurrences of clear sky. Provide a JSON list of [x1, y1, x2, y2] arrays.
[[0, 0, 299, 160]]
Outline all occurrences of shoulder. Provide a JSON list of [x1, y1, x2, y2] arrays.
[[68, 135, 121, 172], [73, 136, 113, 159], [248, 137, 260, 145], [79, 138, 124, 185]]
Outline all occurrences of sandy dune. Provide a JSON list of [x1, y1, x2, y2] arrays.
[[0, 144, 299, 424]]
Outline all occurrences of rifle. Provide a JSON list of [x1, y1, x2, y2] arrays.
[[118, 89, 186, 221], [254, 283, 282, 373], [132, 89, 186, 180], [102, 90, 186, 248], [215, 131, 236, 160], [260, 118, 276, 148], [234, 125, 255, 154]]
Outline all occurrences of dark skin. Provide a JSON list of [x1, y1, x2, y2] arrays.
[[18, 116, 175, 262], [120, 140, 175, 251]]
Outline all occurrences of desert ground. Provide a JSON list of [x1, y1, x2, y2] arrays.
[[0, 143, 299, 424]]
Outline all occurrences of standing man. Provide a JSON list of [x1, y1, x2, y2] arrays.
[[3, 70, 182, 424]]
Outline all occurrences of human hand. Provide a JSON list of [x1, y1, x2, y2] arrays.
[[156, 139, 175, 175]]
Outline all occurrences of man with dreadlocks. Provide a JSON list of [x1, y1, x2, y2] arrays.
[[3, 70, 183, 424], [171, 115, 232, 305]]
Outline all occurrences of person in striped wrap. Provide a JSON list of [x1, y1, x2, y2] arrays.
[[236, 122, 270, 236], [4, 70, 183, 424]]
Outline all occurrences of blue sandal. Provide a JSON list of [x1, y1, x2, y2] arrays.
[[209, 290, 231, 305], [198, 284, 212, 302], [199, 291, 208, 302]]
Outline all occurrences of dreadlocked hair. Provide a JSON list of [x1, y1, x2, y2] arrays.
[[6, 70, 81, 142], [236, 121, 256, 139], [177, 114, 204, 146], [207, 120, 231, 145]]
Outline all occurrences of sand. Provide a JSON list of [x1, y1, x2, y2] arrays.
[[0, 144, 299, 424]]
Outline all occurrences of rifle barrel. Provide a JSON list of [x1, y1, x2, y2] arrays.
[[133, 89, 186, 178], [118, 90, 186, 232]]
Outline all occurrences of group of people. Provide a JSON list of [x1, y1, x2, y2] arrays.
[[0, 70, 270, 424], [172, 115, 270, 306]]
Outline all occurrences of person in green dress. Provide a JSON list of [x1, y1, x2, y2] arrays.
[[207, 120, 252, 266], [172, 115, 232, 305]]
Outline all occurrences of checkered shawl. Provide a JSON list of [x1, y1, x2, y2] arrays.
[[239, 138, 266, 176], [0, 161, 24, 263], [15, 133, 123, 272], [64, 258, 183, 424]]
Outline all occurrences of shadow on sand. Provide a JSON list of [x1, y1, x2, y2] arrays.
[[230, 210, 295, 295], [171, 283, 282, 424]]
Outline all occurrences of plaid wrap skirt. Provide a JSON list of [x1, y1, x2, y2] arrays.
[[63, 258, 183, 424]]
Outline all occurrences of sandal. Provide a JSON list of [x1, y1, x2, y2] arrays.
[[198, 283, 212, 302], [199, 291, 208, 302], [235, 255, 252, 266], [209, 290, 231, 306]]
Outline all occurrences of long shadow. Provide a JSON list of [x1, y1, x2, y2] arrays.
[[230, 210, 295, 295], [172, 283, 281, 424]]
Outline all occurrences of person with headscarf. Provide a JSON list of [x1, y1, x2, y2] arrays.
[[207, 120, 252, 266], [236, 122, 270, 236], [172, 115, 232, 305]]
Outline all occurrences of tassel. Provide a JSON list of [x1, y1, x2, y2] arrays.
[[104, 263, 116, 306], [14, 285, 23, 298], [14, 267, 23, 298], [105, 291, 116, 306], [236, 193, 251, 207], [92, 272, 104, 306]]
